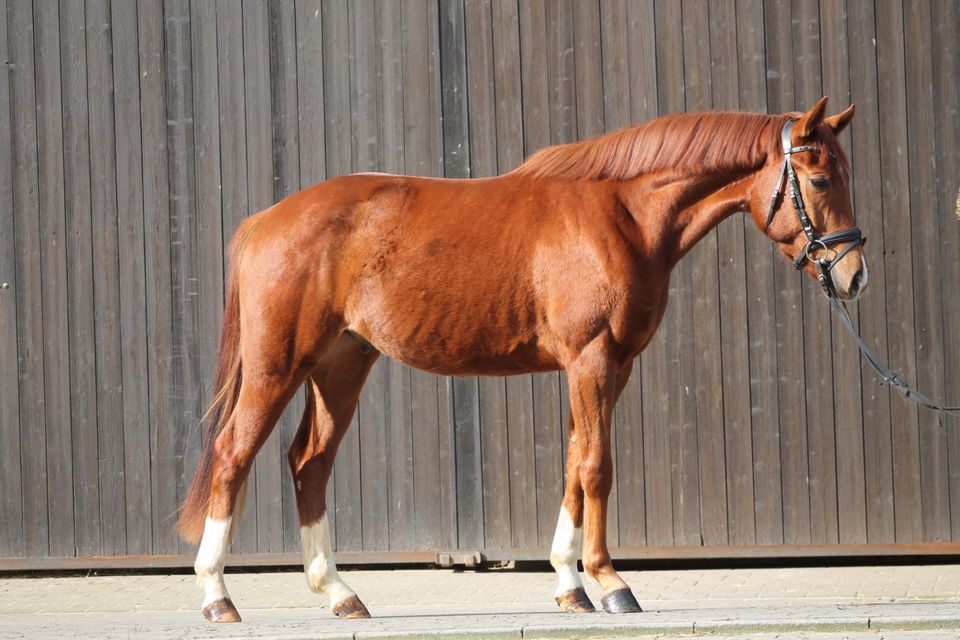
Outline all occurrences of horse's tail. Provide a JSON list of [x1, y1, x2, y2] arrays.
[[177, 226, 251, 544]]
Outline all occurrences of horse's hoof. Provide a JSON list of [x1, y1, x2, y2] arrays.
[[600, 587, 642, 614], [201, 598, 242, 622], [332, 594, 371, 619], [556, 587, 596, 613]]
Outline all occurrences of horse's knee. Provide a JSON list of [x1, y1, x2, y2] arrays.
[[578, 457, 613, 497]]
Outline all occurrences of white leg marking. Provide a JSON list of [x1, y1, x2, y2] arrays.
[[550, 506, 584, 598], [301, 513, 357, 608], [194, 517, 232, 608]]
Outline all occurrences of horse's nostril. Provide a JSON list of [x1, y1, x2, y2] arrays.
[[849, 270, 864, 297]]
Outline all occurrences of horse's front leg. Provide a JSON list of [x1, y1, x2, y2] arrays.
[[557, 341, 642, 614]]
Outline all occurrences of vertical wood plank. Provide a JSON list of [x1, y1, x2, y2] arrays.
[[572, 0, 603, 138], [845, 0, 895, 544], [112, 0, 152, 555], [929, 0, 960, 541], [163, 0, 200, 555], [86, 0, 126, 557], [35, 0, 75, 557], [0, 0, 25, 558], [10, 0, 49, 560], [819, 0, 867, 545], [764, 0, 811, 545], [902, 0, 949, 543], [875, 0, 922, 542], [138, 0, 176, 554], [737, 0, 785, 546], [599, 0, 629, 131], [295, 0, 325, 186], [60, 0, 102, 556]]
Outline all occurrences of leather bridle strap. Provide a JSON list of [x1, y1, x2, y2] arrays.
[[830, 297, 960, 418], [764, 119, 866, 298]]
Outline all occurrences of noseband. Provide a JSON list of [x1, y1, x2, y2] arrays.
[[764, 120, 866, 298]]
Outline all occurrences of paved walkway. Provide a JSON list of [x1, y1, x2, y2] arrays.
[[1, 564, 959, 638]]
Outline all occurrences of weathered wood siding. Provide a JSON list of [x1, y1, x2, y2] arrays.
[[1, 0, 959, 564]]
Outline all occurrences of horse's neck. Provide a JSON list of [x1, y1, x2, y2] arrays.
[[619, 167, 757, 266]]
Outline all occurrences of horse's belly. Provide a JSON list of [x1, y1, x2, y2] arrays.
[[346, 286, 560, 376], [355, 319, 560, 376], [386, 343, 559, 377]]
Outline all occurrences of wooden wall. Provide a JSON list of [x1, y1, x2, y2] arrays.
[[1, 0, 959, 564]]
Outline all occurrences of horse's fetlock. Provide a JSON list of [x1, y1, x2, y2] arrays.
[[582, 552, 614, 579], [194, 557, 217, 579]]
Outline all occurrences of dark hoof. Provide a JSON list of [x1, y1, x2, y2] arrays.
[[332, 594, 371, 619], [600, 587, 642, 614], [201, 598, 242, 623], [556, 587, 596, 613]]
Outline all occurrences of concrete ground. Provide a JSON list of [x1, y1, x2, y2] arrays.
[[1, 564, 959, 639]]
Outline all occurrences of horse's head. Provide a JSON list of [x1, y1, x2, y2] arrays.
[[753, 97, 868, 301]]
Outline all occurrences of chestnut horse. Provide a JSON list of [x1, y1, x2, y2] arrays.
[[178, 98, 867, 622]]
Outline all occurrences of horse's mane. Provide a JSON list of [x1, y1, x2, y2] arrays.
[[512, 112, 790, 180]]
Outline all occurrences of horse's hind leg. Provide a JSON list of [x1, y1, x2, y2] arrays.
[[289, 334, 379, 618], [194, 369, 307, 622]]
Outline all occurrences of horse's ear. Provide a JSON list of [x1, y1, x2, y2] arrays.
[[795, 96, 829, 138], [824, 103, 855, 135]]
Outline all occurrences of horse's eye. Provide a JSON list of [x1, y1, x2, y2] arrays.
[[810, 177, 830, 190]]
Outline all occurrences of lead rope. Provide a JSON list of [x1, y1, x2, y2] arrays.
[[829, 297, 960, 418]]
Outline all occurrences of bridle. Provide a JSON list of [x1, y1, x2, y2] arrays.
[[762, 119, 959, 417], [764, 119, 865, 299]]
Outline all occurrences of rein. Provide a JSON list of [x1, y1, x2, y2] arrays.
[[829, 298, 960, 418], [767, 119, 960, 419]]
